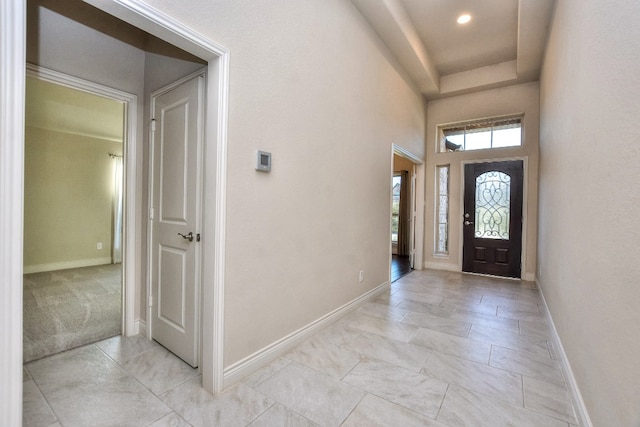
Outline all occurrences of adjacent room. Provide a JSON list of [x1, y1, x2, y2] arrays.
[[23, 75, 125, 362]]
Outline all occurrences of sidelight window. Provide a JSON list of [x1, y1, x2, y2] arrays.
[[435, 165, 449, 254]]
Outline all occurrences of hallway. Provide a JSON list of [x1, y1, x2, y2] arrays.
[[23, 269, 577, 426]]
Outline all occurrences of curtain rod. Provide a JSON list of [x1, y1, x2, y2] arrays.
[[108, 153, 122, 159]]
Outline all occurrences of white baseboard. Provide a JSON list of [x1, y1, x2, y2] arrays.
[[24, 257, 112, 274], [425, 261, 536, 282], [424, 261, 460, 272], [537, 279, 592, 427], [134, 319, 146, 337], [222, 281, 390, 388]]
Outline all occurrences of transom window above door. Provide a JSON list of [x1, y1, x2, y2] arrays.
[[438, 116, 523, 153]]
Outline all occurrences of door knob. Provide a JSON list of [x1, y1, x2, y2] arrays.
[[178, 232, 194, 242], [464, 221, 474, 226]]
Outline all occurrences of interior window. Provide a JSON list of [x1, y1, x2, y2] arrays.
[[439, 116, 522, 152]]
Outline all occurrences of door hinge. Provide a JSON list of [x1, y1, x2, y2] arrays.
[[148, 295, 153, 307], [149, 207, 154, 220], [151, 118, 156, 132]]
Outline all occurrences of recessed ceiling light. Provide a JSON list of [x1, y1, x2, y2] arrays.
[[457, 14, 472, 24]]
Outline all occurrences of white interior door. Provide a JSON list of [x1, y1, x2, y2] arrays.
[[150, 72, 204, 367]]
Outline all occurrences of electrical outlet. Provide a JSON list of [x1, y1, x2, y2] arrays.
[[97, 242, 103, 250], [358, 270, 364, 283]]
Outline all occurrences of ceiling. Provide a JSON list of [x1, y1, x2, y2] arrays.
[[351, 0, 556, 100]]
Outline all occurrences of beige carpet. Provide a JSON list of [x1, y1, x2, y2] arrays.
[[23, 264, 122, 362]]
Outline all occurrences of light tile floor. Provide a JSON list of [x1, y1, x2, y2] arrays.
[[23, 269, 579, 426]]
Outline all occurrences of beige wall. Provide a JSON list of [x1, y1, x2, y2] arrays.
[[24, 127, 122, 270], [142, 0, 425, 366], [424, 82, 539, 280], [539, 0, 640, 425]]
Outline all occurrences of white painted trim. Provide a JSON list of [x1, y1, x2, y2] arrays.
[[522, 272, 536, 282], [0, 1, 25, 425], [24, 257, 113, 274], [392, 144, 425, 271], [82, 0, 231, 395], [223, 280, 390, 388], [135, 319, 146, 336], [26, 64, 139, 338], [393, 144, 424, 165], [537, 279, 593, 427], [424, 261, 460, 272]]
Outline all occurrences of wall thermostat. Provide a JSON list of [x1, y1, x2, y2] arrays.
[[256, 150, 271, 172]]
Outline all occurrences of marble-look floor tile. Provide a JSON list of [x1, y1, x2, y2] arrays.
[[450, 302, 500, 317], [342, 359, 447, 418], [347, 314, 419, 343], [397, 300, 457, 318], [162, 376, 273, 427], [451, 311, 520, 334], [314, 320, 362, 348], [147, 412, 193, 427], [247, 403, 319, 427], [26, 344, 171, 426], [401, 312, 471, 337], [24, 366, 32, 382], [524, 377, 577, 424], [243, 357, 292, 388], [23, 379, 58, 427], [422, 351, 523, 406], [469, 324, 551, 358], [255, 362, 365, 426], [122, 346, 199, 395], [285, 333, 360, 379], [410, 327, 492, 364], [49, 375, 171, 427], [490, 346, 565, 386], [437, 386, 568, 427], [356, 301, 410, 322], [498, 306, 546, 322], [26, 345, 128, 396], [392, 289, 445, 305], [97, 334, 161, 363], [347, 331, 431, 372], [342, 393, 449, 427]]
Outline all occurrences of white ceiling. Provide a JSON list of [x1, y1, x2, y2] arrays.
[[351, 0, 556, 99]]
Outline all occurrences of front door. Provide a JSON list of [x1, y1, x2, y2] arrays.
[[462, 160, 523, 278], [150, 72, 205, 367]]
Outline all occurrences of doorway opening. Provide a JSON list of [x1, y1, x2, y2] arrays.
[[23, 66, 131, 362], [391, 152, 419, 282]]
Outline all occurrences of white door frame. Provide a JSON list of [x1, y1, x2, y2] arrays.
[[82, 0, 230, 395], [0, 2, 229, 423], [391, 145, 425, 272], [26, 63, 138, 337], [0, 1, 27, 424]]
